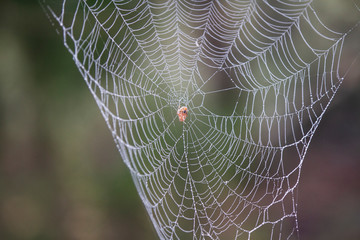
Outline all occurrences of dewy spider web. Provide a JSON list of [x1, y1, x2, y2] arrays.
[[42, 0, 358, 239]]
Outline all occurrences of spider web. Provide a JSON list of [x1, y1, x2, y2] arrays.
[[41, 0, 359, 239]]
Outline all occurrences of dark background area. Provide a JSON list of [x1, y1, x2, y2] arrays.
[[0, 1, 359, 240]]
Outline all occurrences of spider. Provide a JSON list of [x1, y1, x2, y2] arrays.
[[177, 106, 188, 122]]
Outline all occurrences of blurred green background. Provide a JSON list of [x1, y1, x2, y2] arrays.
[[0, 1, 359, 240]]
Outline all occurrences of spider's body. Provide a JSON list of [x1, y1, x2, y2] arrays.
[[177, 106, 188, 122]]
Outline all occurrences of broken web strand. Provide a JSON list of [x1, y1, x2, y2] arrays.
[[41, 0, 360, 239]]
